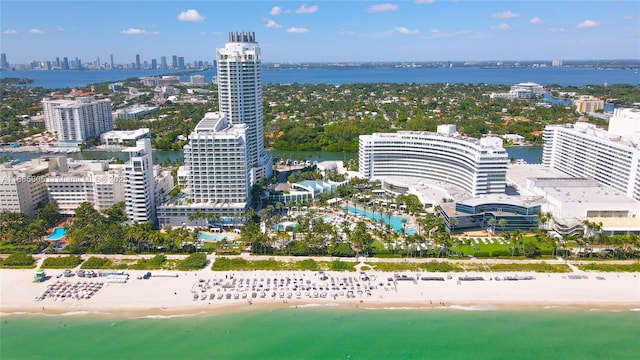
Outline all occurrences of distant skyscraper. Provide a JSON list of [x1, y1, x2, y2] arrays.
[[216, 31, 272, 183], [110, 54, 114, 69], [75, 57, 82, 70], [160, 56, 167, 70], [63, 57, 69, 70], [135, 54, 141, 70], [171, 55, 178, 69], [150, 59, 157, 70], [55, 57, 60, 69], [178, 56, 185, 69], [0, 53, 8, 70]]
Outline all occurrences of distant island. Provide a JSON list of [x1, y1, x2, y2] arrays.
[[0, 77, 34, 85]]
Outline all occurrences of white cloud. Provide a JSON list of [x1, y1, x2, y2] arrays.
[[120, 28, 157, 35], [414, 0, 435, 4], [339, 30, 357, 36], [623, 15, 633, 20], [367, 3, 398, 13], [549, 28, 566, 33], [287, 27, 309, 33], [490, 23, 512, 31], [529, 17, 543, 25], [28, 28, 44, 34], [177, 9, 205, 22], [265, 19, 282, 29], [2, 28, 18, 34], [395, 27, 419, 35], [270, 6, 283, 16], [56, 25, 64, 31], [491, 11, 518, 19], [295, 5, 318, 14], [576, 19, 601, 29]]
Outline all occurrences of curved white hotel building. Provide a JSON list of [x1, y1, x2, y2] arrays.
[[543, 108, 640, 201], [359, 125, 509, 197]]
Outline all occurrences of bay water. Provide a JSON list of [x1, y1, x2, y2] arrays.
[[2, 66, 638, 89], [1, 308, 638, 359]]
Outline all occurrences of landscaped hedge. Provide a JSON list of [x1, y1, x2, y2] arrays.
[[41, 255, 83, 269], [0, 243, 46, 254], [577, 262, 640, 272], [130, 254, 167, 270], [80, 257, 113, 269], [0, 252, 35, 267], [177, 253, 207, 270]]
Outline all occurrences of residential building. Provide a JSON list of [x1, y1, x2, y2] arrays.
[[573, 95, 604, 113], [124, 138, 156, 223], [46, 159, 125, 215], [358, 124, 509, 197], [157, 112, 250, 227], [216, 31, 272, 183], [42, 96, 114, 143], [0, 157, 64, 218], [114, 104, 159, 120], [190, 75, 205, 85], [542, 108, 640, 201]]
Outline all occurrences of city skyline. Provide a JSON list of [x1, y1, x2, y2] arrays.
[[1, 1, 639, 64]]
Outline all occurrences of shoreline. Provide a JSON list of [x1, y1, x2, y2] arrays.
[[2, 268, 638, 318]]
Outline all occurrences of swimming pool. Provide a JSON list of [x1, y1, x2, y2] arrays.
[[342, 206, 415, 234], [199, 232, 228, 242], [272, 221, 297, 231], [45, 227, 66, 241]]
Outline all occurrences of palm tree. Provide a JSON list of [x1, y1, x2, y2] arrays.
[[497, 218, 508, 233], [487, 218, 497, 234]]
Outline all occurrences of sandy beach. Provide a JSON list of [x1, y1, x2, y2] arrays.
[[2, 263, 639, 317]]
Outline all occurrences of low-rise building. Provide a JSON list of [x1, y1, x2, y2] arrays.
[[573, 95, 604, 113], [46, 159, 125, 215], [101, 128, 150, 147], [0, 157, 65, 217]]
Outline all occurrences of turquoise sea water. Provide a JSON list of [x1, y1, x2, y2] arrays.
[[1, 309, 638, 359]]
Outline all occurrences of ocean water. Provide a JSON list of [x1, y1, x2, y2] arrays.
[[1, 309, 638, 359]]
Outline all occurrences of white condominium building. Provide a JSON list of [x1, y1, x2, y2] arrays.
[[216, 31, 272, 183], [359, 125, 509, 196], [490, 82, 545, 100], [543, 108, 640, 201], [0, 157, 64, 218], [124, 138, 156, 223], [46, 160, 125, 215], [42, 96, 114, 142], [158, 112, 250, 227]]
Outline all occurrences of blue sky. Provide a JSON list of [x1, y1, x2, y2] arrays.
[[1, 0, 639, 64]]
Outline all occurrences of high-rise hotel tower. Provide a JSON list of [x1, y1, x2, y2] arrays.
[[216, 32, 272, 183]]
